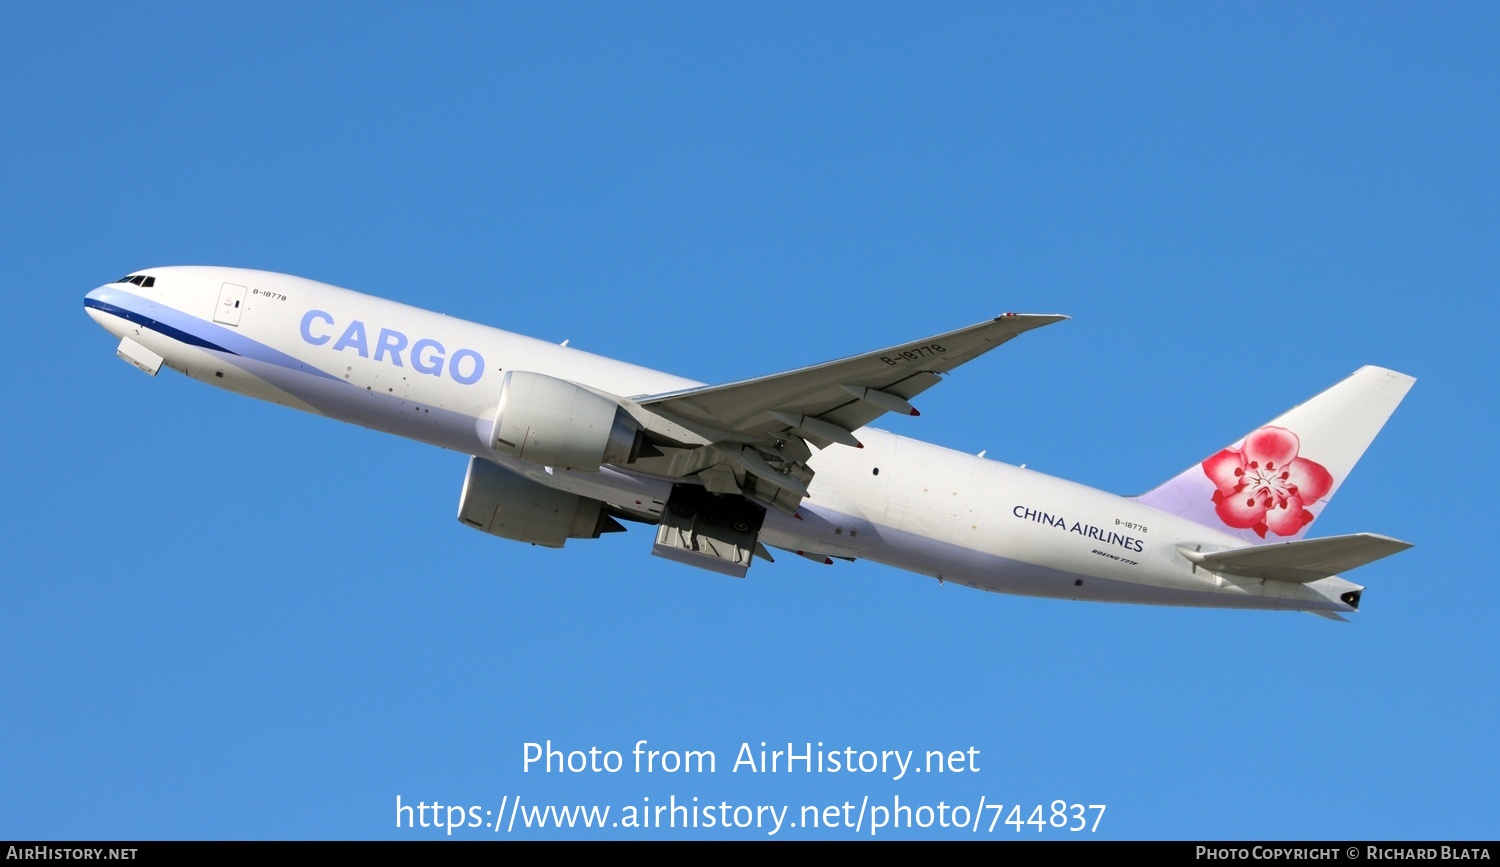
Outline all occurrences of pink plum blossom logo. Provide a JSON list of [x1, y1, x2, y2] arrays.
[[1201, 426, 1334, 538]]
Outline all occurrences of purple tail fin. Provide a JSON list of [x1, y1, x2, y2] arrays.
[[1134, 366, 1414, 544]]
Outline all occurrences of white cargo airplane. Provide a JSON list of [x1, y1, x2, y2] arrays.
[[85, 267, 1414, 618]]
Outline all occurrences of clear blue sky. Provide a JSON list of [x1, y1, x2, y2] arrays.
[[2, 2, 1495, 840]]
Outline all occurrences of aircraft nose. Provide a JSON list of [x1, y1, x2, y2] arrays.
[[84, 285, 129, 338]]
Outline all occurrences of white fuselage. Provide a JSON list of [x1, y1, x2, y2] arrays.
[[84, 266, 1360, 614]]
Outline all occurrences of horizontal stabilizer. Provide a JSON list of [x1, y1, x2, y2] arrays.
[[1180, 533, 1412, 583]]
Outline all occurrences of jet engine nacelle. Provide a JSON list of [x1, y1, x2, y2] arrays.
[[457, 456, 624, 547], [489, 370, 645, 471]]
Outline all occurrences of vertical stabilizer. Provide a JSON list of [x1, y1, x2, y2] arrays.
[[1134, 366, 1414, 543]]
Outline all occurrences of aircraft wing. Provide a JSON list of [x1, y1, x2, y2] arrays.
[[638, 313, 1066, 440], [632, 313, 1065, 510]]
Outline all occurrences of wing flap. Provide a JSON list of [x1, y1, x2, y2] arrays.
[[1181, 533, 1412, 583], [818, 371, 944, 434]]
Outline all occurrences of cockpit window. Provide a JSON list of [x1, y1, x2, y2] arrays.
[[116, 274, 155, 287]]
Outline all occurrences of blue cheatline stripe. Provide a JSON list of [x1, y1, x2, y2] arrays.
[[84, 287, 343, 382], [85, 298, 235, 354]]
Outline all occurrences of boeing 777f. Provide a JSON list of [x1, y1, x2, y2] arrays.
[[84, 267, 1414, 618]]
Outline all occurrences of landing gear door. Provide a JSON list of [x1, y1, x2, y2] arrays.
[[651, 484, 766, 578], [214, 283, 247, 327]]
